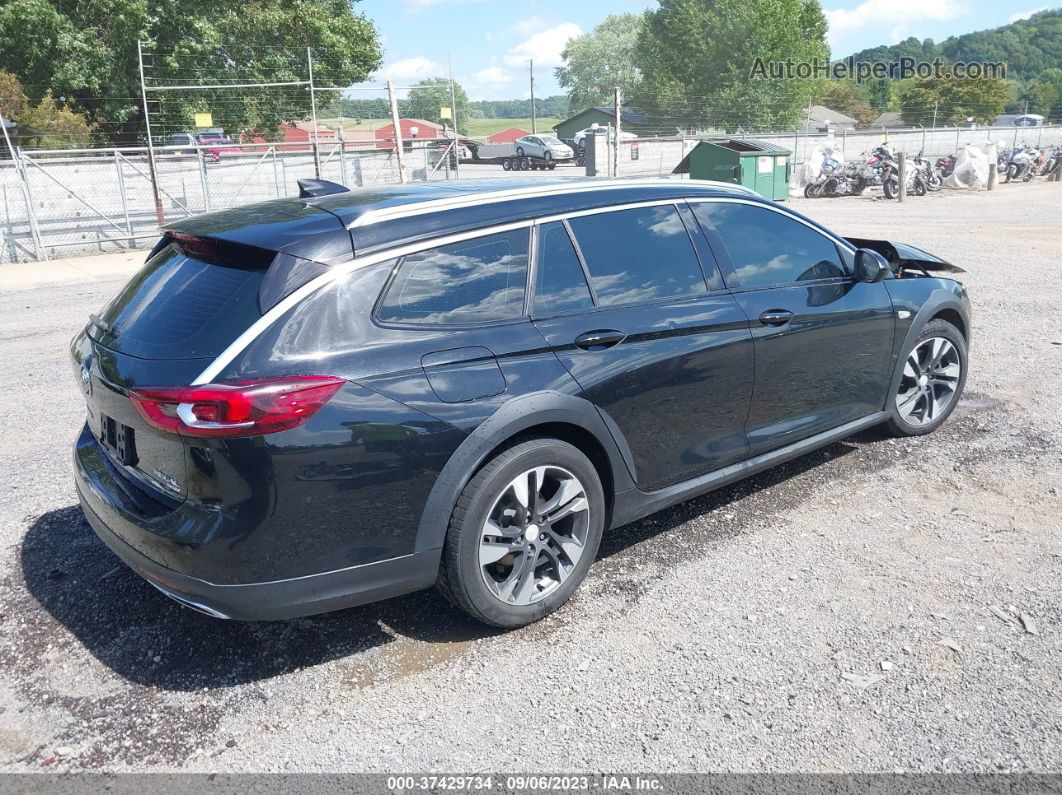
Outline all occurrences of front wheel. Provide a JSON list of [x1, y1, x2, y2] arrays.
[[885, 319, 967, 437], [804, 182, 823, 198], [437, 438, 606, 628], [882, 177, 898, 199]]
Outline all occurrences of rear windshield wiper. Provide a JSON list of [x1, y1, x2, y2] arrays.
[[88, 313, 118, 337]]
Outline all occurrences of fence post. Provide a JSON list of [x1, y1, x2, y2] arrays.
[[17, 149, 47, 260], [137, 40, 165, 227], [613, 87, 621, 178], [897, 152, 906, 203], [339, 140, 348, 186], [387, 80, 406, 183], [987, 162, 997, 190], [114, 149, 134, 246], [197, 148, 211, 212], [271, 145, 281, 197], [956, 127, 961, 152]]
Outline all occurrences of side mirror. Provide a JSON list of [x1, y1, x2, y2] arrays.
[[854, 248, 892, 283]]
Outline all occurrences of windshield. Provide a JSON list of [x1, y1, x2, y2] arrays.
[[541, 136, 564, 145]]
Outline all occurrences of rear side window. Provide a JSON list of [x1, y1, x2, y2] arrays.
[[692, 202, 846, 289], [533, 222, 593, 316], [567, 205, 707, 307], [377, 229, 529, 325], [89, 242, 268, 360]]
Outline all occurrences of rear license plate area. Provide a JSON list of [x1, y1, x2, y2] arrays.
[[99, 414, 138, 467]]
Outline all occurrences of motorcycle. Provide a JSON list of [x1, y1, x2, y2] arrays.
[[1042, 145, 1062, 178], [804, 155, 842, 198], [1005, 144, 1038, 182], [936, 153, 957, 179], [912, 150, 942, 191], [872, 145, 919, 199]]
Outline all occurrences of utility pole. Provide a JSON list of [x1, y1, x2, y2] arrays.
[[529, 60, 536, 134], [307, 47, 321, 179], [137, 40, 165, 227], [613, 86, 621, 178], [387, 80, 406, 183]]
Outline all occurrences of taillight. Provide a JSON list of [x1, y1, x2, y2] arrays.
[[129, 376, 345, 438]]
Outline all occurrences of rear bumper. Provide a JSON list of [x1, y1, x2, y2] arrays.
[[73, 431, 440, 620]]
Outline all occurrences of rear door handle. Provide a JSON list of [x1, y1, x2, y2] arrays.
[[573, 329, 626, 350], [758, 309, 794, 327]]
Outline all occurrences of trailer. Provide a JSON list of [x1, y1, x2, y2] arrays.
[[466, 141, 570, 171]]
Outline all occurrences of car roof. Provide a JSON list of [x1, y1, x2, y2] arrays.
[[170, 177, 765, 262], [309, 177, 763, 256]]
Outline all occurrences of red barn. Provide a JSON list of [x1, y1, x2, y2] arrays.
[[487, 127, 531, 144], [374, 118, 445, 149]]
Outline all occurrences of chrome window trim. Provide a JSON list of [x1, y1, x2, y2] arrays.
[[345, 178, 756, 229]]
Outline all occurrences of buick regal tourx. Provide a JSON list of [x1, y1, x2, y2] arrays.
[[71, 178, 971, 627]]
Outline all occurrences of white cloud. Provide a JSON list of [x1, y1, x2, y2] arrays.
[[403, 0, 485, 8], [513, 15, 549, 37], [471, 66, 514, 88], [825, 0, 965, 47], [375, 57, 442, 84], [1009, 6, 1047, 21], [503, 22, 582, 68]]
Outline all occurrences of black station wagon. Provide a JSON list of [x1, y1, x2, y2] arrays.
[[71, 178, 971, 627]]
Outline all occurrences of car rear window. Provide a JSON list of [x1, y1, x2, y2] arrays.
[[87, 238, 272, 360]]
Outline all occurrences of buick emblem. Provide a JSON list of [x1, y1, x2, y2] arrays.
[[80, 359, 92, 396]]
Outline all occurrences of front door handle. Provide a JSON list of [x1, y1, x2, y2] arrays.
[[758, 309, 794, 327], [573, 329, 626, 350]]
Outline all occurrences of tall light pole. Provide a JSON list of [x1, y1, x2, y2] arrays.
[[529, 60, 536, 134]]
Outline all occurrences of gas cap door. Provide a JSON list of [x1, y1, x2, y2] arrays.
[[421, 346, 506, 403]]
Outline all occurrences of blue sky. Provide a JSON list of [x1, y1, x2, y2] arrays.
[[361, 0, 1057, 101]]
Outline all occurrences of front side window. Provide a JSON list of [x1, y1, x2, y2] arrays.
[[376, 229, 529, 325], [567, 205, 707, 307], [692, 202, 847, 289]]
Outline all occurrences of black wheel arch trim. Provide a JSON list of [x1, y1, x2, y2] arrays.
[[413, 391, 637, 555], [885, 289, 970, 408]]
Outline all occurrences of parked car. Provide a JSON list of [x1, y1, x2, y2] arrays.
[[71, 178, 971, 628], [513, 134, 574, 163], [572, 125, 638, 147]]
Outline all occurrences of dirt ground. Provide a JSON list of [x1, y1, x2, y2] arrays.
[[0, 180, 1059, 773]]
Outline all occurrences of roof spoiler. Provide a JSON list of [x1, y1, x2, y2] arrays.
[[297, 179, 350, 199]]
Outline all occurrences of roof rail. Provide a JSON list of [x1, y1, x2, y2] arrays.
[[346, 177, 756, 229]]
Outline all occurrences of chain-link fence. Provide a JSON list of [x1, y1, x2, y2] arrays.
[[0, 138, 464, 263]]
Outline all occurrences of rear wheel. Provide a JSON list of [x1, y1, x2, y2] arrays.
[[516, 147, 524, 158], [501, 158, 512, 171], [437, 438, 605, 628], [883, 177, 898, 199], [885, 319, 967, 437]]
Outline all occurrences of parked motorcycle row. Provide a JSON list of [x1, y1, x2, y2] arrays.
[[803, 142, 1061, 199], [804, 144, 946, 199], [996, 143, 1062, 183]]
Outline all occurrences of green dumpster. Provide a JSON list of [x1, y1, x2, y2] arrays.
[[673, 139, 792, 201]]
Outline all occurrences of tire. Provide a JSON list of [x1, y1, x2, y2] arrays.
[[516, 147, 524, 158], [518, 158, 530, 171], [502, 158, 512, 171], [882, 177, 897, 199], [884, 319, 967, 437], [548, 162, 557, 170], [914, 179, 927, 197], [851, 178, 866, 196], [804, 182, 822, 199], [437, 438, 606, 628], [543, 152, 553, 164]]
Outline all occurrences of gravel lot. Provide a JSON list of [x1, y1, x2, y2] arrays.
[[0, 180, 1059, 773]]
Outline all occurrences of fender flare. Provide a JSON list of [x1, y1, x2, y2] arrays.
[[885, 290, 969, 407], [413, 391, 636, 555]]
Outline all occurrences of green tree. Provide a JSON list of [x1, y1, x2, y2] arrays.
[[892, 70, 1010, 125], [821, 81, 877, 126], [0, 70, 96, 149], [635, 0, 829, 132], [0, 0, 381, 144], [404, 78, 469, 132], [556, 14, 644, 113]]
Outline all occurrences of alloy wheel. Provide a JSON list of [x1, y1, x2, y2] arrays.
[[895, 336, 961, 426], [479, 466, 590, 606]]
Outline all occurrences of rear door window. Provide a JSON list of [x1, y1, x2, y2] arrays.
[[532, 222, 593, 316], [566, 205, 707, 307], [88, 240, 270, 360], [376, 229, 529, 325]]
